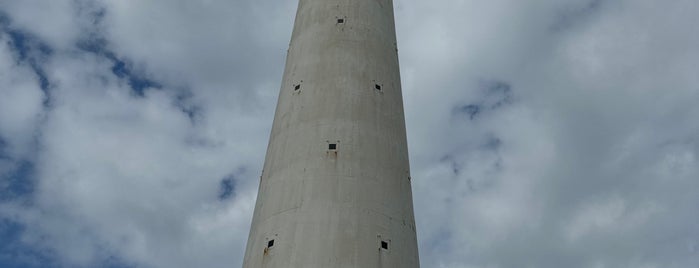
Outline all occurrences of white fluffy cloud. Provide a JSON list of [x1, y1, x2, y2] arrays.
[[0, 0, 698, 267]]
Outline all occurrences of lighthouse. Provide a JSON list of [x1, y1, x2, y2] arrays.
[[242, 0, 419, 267]]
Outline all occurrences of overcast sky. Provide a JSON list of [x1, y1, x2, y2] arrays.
[[1, 0, 698, 267]]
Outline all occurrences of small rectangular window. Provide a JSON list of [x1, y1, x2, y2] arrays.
[[294, 84, 301, 91], [375, 84, 382, 90], [381, 241, 389, 250], [337, 18, 345, 24], [328, 144, 337, 150], [268, 239, 275, 248]]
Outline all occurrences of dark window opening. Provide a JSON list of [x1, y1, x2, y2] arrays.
[[375, 84, 382, 90], [381, 240, 389, 250], [268, 239, 275, 248], [328, 143, 337, 150], [294, 84, 301, 91], [337, 18, 345, 24]]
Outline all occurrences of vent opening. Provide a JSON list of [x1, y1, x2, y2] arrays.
[[268, 239, 275, 248], [294, 84, 301, 91], [328, 144, 337, 150], [337, 18, 345, 24], [381, 240, 389, 250], [375, 84, 382, 90]]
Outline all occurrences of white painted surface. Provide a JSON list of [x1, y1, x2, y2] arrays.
[[243, 0, 419, 267]]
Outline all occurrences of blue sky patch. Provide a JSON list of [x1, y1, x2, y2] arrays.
[[175, 92, 203, 124], [551, 0, 604, 31], [0, 136, 8, 160], [482, 80, 513, 109], [455, 80, 513, 121], [218, 176, 236, 200], [1, 16, 53, 107], [0, 219, 56, 268], [76, 38, 162, 97], [1, 160, 36, 202], [459, 104, 481, 120]]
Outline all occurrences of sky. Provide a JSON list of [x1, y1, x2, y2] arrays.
[[0, 0, 698, 267]]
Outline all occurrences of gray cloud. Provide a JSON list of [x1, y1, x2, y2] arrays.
[[400, 0, 699, 267], [0, 0, 698, 267]]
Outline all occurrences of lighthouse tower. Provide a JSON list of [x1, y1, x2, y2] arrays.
[[242, 0, 419, 267]]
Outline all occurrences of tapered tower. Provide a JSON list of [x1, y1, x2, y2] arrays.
[[243, 0, 419, 267]]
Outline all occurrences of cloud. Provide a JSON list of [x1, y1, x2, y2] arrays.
[[400, 0, 699, 267], [0, 0, 698, 267], [0, 1, 275, 266]]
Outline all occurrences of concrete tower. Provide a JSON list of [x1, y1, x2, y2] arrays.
[[243, 0, 419, 267]]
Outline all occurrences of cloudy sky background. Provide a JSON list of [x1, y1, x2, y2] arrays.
[[1, 0, 698, 267]]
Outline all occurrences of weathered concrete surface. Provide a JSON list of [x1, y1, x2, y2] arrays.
[[242, 0, 419, 267]]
